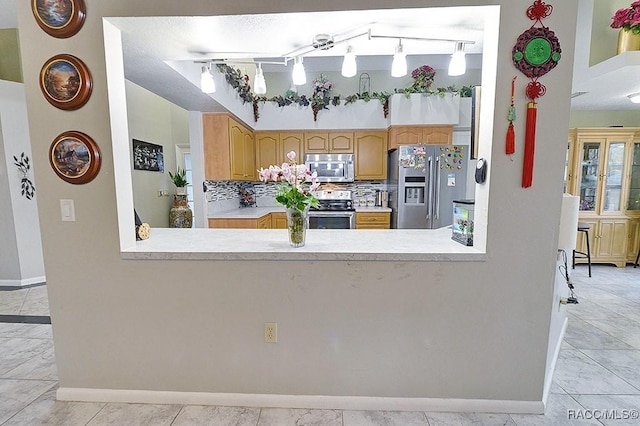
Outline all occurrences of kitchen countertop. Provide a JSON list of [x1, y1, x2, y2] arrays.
[[122, 227, 484, 262]]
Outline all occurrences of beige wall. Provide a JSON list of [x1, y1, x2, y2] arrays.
[[127, 80, 189, 227], [589, 0, 629, 65], [570, 109, 640, 128], [15, 0, 578, 407], [0, 29, 23, 82]]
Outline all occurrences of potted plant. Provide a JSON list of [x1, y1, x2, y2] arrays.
[[169, 167, 188, 195]]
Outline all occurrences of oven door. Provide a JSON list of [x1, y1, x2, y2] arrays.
[[308, 211, 355, 229]]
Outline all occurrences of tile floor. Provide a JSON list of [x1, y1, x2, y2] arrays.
[[1, 264, 639, 425]]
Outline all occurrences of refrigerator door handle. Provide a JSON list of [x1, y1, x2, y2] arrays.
[[435, 156, 441, 220], [426, 156, 433, 220]]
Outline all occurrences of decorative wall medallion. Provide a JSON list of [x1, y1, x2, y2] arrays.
[[49, 131, 101, 184], [31, 0, 86, 38], [13, 153, 36, 200], [40, 54, 92, 110]]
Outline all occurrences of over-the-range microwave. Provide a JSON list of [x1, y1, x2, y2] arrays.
[[304, 153, 354, 183]]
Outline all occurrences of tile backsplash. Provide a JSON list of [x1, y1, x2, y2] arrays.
[[204, 180, 389, 210]]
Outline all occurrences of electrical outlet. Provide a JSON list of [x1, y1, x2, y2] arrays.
[[264, 322, 277, 343]]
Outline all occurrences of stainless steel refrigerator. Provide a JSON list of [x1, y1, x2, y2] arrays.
[[388, 145, 468, 229]]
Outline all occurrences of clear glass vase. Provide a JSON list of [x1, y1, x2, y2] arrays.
[[286, 206, 309, 248]]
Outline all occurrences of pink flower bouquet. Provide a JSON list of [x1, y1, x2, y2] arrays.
[[611, 1, 640, 34]]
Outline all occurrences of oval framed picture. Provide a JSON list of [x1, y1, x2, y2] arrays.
[[49, 131, 101, 184], [31, 0, 86, 38], [40, 54, 92, 110]]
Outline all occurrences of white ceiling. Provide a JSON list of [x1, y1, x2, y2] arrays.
[[2, 0, 639, 112]]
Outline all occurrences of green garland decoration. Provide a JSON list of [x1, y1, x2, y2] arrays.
[[216, 64, 472, 123]]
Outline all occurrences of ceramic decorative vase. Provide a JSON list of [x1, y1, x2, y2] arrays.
[[617, 29, 640, 54], [169, 194, 193, 228], [286, 206, 309, 247]]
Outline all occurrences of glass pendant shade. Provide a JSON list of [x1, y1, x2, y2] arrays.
[[341, 46, 357, 78], [200, 65, 216, 93], [254, 64, 267, 95], [391, 43, 407, 77], [292, 56, 306, 85], [448, 42, 466, 76]]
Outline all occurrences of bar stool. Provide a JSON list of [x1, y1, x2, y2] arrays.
[[573, 222, 591, 277]]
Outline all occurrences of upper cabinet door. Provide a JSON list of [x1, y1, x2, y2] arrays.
[[577, 139, 603, 214], [354, 131, 388, 180], [304, 133, 329, 153], [281, 133, 304, 161], [255, 133, 280, 171], [602, 142, 626, 214], [329, 132, 354, 153], [627, 142, 640, 213]]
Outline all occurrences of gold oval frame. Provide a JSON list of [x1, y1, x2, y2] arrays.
[[31, 0, 86, 38], [49, 131, 101, 184], [40, 54, 92, 110]]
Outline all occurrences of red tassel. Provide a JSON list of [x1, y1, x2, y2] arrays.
[[506, 123, 515, 155], [522, 102, 537, 188]]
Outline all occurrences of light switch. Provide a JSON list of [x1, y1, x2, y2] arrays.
[[60, 199, 76, 222]]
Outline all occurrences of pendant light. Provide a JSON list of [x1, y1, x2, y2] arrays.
[[628, 92, 640, 103], [448, 42, 467, 76], [292, 56, 306, 85], [391, 40, 407, 78], [200, 64, 215, 93], [341, 45, 357, 78], [254, 63, 267, 95]]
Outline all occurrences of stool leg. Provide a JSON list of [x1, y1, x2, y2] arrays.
[[585, 230, 591, 277], [635, 249, 639, 268]]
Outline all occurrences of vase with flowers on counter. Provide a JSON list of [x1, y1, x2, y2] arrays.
[[168, 167, 192, 228], [611, 1, 640, 54], [258, 151, 320, 247]]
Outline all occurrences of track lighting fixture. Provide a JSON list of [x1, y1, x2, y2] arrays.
[[200, 64, 215, 93], [628, 92, 640, 104], [448, 41, 467, 76], [292, 56, 306, 85], [391, 40, 407, 78], [341, 45, 357, 78], [254, 63, 267, 95]]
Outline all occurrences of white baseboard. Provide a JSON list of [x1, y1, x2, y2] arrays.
[[542, 317, 568, 406], [0, 276, 46, 288], [57, 388, 544, 414]]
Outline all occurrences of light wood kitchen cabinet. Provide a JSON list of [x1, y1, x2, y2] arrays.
[[209, 213, 273, 229], [355, 212, 391, 229], [304, 132, 354, 153], [203, 113, 255, 181], [354, 131, 388, 180], [388, 125, 453, 151], [256, 132, 304, 170], [566, 128, 640, 267], [575, 218, 629, 268], [271, 212, 287, 229], [208, 217, 265, 228], [628, 219, 640, 263]]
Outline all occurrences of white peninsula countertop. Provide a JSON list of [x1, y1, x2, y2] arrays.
[[122, 227, 484, 262]]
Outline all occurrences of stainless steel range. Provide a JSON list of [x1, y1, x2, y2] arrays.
[[309, 190, 355, 229]]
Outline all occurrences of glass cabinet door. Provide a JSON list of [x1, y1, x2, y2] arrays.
[[579, 142, 600, 211], [629, 142, 640, 211], [602, 142, 626, 212]]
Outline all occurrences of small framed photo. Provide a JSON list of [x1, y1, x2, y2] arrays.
[[133, 139, 164, 172], [40, 54, 92, 110], [49, 131, 101, 184], [31, 0, 86, 38]]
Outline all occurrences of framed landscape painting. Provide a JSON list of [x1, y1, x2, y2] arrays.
[[31, 0, 86, 38], [49, 131, 101, 184], [40, 54, 92, 110]]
